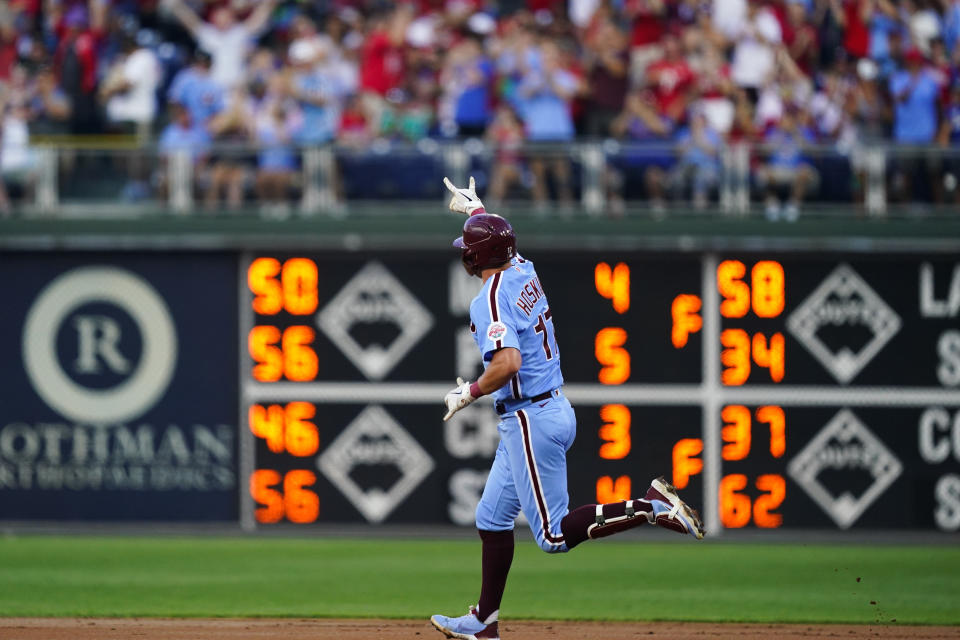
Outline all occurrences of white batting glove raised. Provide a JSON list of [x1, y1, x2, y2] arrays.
[[443, 176, 486, 216], [443, 377, 477, 421]]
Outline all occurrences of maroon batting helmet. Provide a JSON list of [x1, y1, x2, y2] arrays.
[[453, 213, 517, 277]]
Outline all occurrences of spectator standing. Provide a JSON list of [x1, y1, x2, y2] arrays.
[[359, 5, 413, 136], [517, 40, 581, 209], [100, 33, 161, 139], [784, 0, 820, 75], [625, 0, 668, 85], [889, 48, 941, 200], [27, 66, 71, 135], [730, 0, 782, 102], [167, 50, 224, 128], [441, 36, 494, 137], [55, 5, 104, 133], [645, 33, 695, 125], [0, 13, 19, 81], [890, 48, 940, 143], [166, 0, 277, 89], [583, 19, 629, 136], [288, 40, 341, 146]]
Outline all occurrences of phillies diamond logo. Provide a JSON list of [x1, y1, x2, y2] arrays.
[[317, 262, 434, 380], [787, 409, 902, 529], [317, 405, 434, 523], [786, 264, 900, 384]]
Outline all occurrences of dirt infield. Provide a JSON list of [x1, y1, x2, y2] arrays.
[[3, 618, 960, 639]]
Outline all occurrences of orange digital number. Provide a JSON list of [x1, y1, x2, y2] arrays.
[[595, 262, 630, 313], [249, 326, 283, 382], [720, 329, 751, 386], [672, 438, 703, 489], [284, 402, 319, 457], [595, 328, 630, 385], [751, 261, 785, 318], [250, 469, 320, 524], [250, 469, 283, 523], [718, 260, 750, 318], [719, 473, 786, 528], [284, 470, 320, 524], [719, 473, 751, 528], [249, 404, 286, 453], [599, 404, 631, 460], [596, 475, 631, 503], [671, 294, 703, 349], [752, 332, 785, 383], [721, 405, 751, 461], [756, 405, 786, 458], [249, 258, 283, 315], [282, 326, 319, 381], [754, 474, 786, 528], [248, 257, 319, 315], [282, 258, 319, 315], [251, 403, 320, 457], [250, 326, 318, 382]]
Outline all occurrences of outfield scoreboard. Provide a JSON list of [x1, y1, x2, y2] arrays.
[[241, 252, 960, 535]]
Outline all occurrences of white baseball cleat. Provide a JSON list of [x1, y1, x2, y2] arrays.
[[430, 605, 500, 640], [645, 476, 705, 540]]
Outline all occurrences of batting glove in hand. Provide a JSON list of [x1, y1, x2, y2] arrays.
[[443, 377, 477, 421], [443, 176, 485, 216]]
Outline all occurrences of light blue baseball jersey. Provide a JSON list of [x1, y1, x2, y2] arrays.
[[469, 254, 575, 552], [468, 255, 564, 402]]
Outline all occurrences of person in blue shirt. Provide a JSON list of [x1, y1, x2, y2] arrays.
[[756, 109, 819, 221], [890, 48, 941, 144], [157, 102, 211, 199], [167, 50, 225, 128], [430, 178, 704, 640], [889, 48, 943, 201], [516, 41, 581, 210], [645, 111, 722, 212], [442, 36, 495, 138]]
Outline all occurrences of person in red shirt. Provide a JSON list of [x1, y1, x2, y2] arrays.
[[645, 33, 695, 124], [0, 18, 18, 81], [626, 0, 668, 85], [829, 0, 871, 59], [359, 5, 413, 135], [54, 5, 105, 133], [784, 0, 819, 75]]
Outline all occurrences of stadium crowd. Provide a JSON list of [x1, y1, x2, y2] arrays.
[[1, 0, 959, 214]]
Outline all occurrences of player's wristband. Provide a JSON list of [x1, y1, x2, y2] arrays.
[[469, 207, 486, 216], [469, 381, 483, 398]]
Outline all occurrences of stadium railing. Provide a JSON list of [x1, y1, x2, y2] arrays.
[[3, 140, 959, 219]]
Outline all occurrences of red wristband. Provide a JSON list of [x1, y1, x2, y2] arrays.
[[469, 381, 483, 398], [470, 207, 486, 216]]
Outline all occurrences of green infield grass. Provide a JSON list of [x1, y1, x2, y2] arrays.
[[0, 535, 958, 624]]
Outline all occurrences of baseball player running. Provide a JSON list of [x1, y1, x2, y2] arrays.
[[431, 178, 704, 640]]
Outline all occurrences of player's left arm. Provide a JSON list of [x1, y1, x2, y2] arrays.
[[443, 348, 521, 421]]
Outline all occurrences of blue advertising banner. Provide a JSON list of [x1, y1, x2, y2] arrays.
[[0, 253, 238, 521]]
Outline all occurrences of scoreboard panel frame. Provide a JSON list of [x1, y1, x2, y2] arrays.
[[239, 251, 960, 535]]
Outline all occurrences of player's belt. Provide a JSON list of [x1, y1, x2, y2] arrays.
[[495, 388, 561, 415]]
